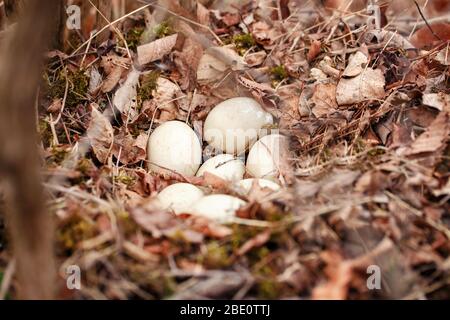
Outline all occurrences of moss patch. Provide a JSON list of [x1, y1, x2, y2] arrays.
[[46, 69, 89, 109], [137, 71, 160, 108], [232, 33, 256, 55], [154, 21, 175, 39]]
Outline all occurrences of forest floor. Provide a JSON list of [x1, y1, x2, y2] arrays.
[[0, 0, 450, 299]]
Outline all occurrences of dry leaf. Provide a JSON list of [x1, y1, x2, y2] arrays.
[[196, 2, 211, 26], [152, 77, 181, 120], [336, 68, 385, 105], [343, 51, 368, 77], [112, 130, 148, 165], [307, 40, 322, 62], [434, 47, 450, 66], [196, 45, 247, 84], [87, 104, 113, 164], [310, 83, 337, 117], [100, 53, 130, 93], [405, 111, 450, 155], [422, 93, 450, 112], [245, 51, 267, 67], [113, 69, 140, 116], [137, 34, 178, 65], [410, 23, 450, 49]]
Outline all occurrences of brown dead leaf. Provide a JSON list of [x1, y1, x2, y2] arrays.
[[87, 104, 113, 164], [100, 53, 130, 93], [112, 130, 148, 165], [310, 83, 337, 117], [342, 51, 368, 77], [196, 2, 211, 26], [189, 216, 233, 239], [131, 201, 204, 243], [410, 23, 450, 49], [137, 34, 178, 65], [422, 93, 450, 112], [197, 45, 246, 84], [152, 77, 181, 120], [312, 251, 353, 300], [173, 37, 204, 90], [307, 40, 322, 62], [245, 51, 267, 67], [113, 69, 140, 116], [405, 111, 450, 155], [336, 68, 385, 105], [221, 12, 240, 27]]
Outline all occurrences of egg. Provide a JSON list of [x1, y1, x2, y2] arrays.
[[246, 134, 288, 181], [204, 97, 273, 155], [148, 121, 202, 176], [157, 183, 204, 214], [236, 178, 280, 195], [196, 154, 245, 181], [190, 195, 246, 223]]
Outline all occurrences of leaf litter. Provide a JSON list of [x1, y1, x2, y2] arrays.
[[1, 0, 449, 300]]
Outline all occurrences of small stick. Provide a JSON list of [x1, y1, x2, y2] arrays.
[[413, 0, 442, 41]]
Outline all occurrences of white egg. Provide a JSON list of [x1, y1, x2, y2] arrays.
[[204, 97, 273, 155], [196, 154, 245, 181], [236, 178, 280, 195], [246, 134, 288, 181], [190, 194, 246, 223], [148, 121, 202, 176], [157, 183, 204, 215]]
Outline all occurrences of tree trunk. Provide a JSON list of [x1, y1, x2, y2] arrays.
[[0, 0, 62, 299]]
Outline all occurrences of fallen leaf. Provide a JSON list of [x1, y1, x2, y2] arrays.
[[336, 68, 385, 105], [310, 83, 337, 117], [112, 69, 140, 116], [434, 47, 450, 66], [405, 111, 450, 155], [342, 51, 368, 77], [307, 40, 322, 62], [152, 77, 181, 120], [197, 45, 246, 84], [410, 23, 450, 49], [112, 130, 148, 165], [137, 34, 178, 65], [100, 53, 130, 93], [86, 104, 113, 164], [422, 93, 450, 112]]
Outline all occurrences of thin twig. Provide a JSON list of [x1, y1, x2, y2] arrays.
[[413, 0, 442, 41]]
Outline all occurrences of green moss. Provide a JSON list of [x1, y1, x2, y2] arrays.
[[57, 215, 96, 253], [114, 171, 136, 186], [46, 146, 69, 165], [127, 266, 176, 297], [137, 71, 160, 108], [256, 265, 281, 299], [126, 26, 145, 50], [76, 158, 93, 175], [232, 33, 256, 55], [153, 21, 174, 39], [270, 65, 288, 81], [38, 119, 53, 146], [46, 69, 89, 109], [117, 210, 139, 236], [199, 242, 231, 269], [230, 225, 260, 251]]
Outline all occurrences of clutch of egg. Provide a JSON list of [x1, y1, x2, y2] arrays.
[[148, 97, 283, 223]]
